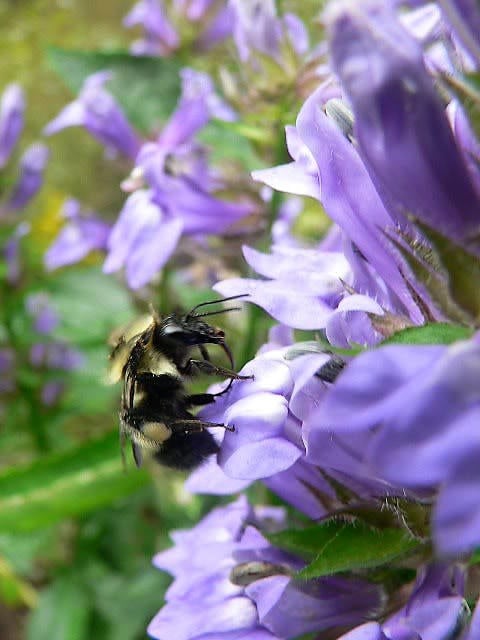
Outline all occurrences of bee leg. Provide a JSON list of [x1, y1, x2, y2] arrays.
[[186, 393, 216, 407], [184, 359, 253, 381], [171, 418, 235, 434], [198, 344, 210, 361]]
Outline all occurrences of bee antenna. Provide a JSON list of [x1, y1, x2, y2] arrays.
[[186, 294, 249, 318], [193, 306, 242, 319]]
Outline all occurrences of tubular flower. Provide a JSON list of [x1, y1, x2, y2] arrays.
[[148, 496, 384, 640], [124, 0, 234, 55], [305, 335, 480, 556], [0, 84, 24, 169], [44, 72, 141, 159]]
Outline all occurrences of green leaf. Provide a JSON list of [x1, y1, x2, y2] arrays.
[[382, 323, 473, 346], [417, 221, 480, 324], [47, 266, 134, 346], [47, 47, 182, 133], [26, 578, 90, 640], [0, 432, 149, 532], [198, 119, 260, 170], [269, 521, 419, 579]]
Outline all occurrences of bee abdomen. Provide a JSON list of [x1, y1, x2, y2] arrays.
[[154, 429, 219, 470]]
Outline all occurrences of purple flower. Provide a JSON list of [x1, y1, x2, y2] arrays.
[[148, 496, 383, 640], [214, 239, 393, 348], [3, 222, 29, 285], [437, 0, 480, 66], [5, 143, 49, 212], [252, 89, 422, 324], [44, 72, 141, 159], [106, 69, 249, 289], [45, 198, 110, 271], [0, 349, 15, 394], [340, 564, 468, 640], [30, 342, 83, 371], [305, 335, 480, 556], [26, 293, 59, 335], [0, 84, 24, 168], [124, 0, 233, 55], [41, 381, 66, 407], [228, 0, 309, 63], [124, 0, 179, 56], [103, 189, 183, 289], [327, 0, 480, 251]]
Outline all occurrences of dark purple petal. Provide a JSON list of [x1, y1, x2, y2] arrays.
[[264, 459, 336, 519], [328, 1, 480, 249], [6, 143, 49, 211], [0, 84, 24, 168], [246, 575, 383, 638]]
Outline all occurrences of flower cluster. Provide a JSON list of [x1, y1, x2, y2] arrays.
[[35, 0, 480, 637], [45, 67, 254, 289], [138, 0, 480, 638], [149, 496, 385, 640]]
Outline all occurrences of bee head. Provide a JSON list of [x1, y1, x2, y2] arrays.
[[160, 316, 226, 347]]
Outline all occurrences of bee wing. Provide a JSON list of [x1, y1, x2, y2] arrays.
[[106, 314, 153, 384]]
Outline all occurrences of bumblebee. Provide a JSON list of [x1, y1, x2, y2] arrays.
[[108, 295, 251, 470]]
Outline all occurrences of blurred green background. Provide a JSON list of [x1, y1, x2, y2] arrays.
[[0, 2, 201, 639]]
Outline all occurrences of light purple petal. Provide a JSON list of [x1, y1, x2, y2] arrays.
[[214, 278, 335, 330], [434, 450, 480, 555], [6, 143, 49, 211], [147, 597, 257, 640], [296, 89, 418, 318], [185, 455, 252, 495], [0, 84, 24, 168]]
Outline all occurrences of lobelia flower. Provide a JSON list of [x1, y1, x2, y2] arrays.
[[3, 221, 30, 285], [124, 0, 233, 56], [104, 68, 250, 289], [305, 334, 480, 557], [124, 0, 179, 56], [26, 292, 60, 334], [0, 84, 24, 169], [228, 0, 309, 63], [45, 198, 110, 271], [26, 293, 83, 407], [148, 495, 384, 640], [339, 563, 468, 640], [326, 0, 480, 252], [5, 143, 49, 212], [0, 349, 15, 395], [44, 72, 141, 159], [436, 0, 480, 66], [187, 339, 400, 520]]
